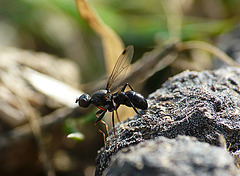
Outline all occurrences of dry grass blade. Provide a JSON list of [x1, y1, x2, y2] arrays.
[[0, 47, 82, 176], [1, 72, 55, 176], [178, 41, 240, 66], [161, 0, 182, 43], [0, 106, 85, 149], [75, 0, 124, 74], [85, 43, 178, 92], [75, 0, 135, 123], [22, 68, 83, 108]]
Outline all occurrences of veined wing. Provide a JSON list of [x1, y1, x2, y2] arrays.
[[106, 45, 134, 91]]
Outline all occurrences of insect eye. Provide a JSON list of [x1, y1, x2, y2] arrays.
[[78, 94, 91, 108]]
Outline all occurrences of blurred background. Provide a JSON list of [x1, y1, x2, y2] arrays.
[[0, 0, 240, 175]]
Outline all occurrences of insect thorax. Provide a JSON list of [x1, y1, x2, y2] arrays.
[[91, 90, 109, 106]]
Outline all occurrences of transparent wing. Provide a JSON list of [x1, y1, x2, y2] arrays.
[[106, 45, 134, 90]]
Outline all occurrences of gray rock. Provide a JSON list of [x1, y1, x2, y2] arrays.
[[95, 67, 240, 175], [104, 136, 239, 176]]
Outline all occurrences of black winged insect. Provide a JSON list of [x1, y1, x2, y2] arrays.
[[76, 45, 148, 142]]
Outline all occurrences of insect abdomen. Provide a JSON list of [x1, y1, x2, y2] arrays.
[[125, 91, 148, 110]]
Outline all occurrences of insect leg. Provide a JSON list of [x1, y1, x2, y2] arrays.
[[112, 112, 116, 137], [96, 108, 109, 136], [94, 110, 108, 143], [96, 109, 104, 115], [123, 95, 156, 124], [115, 109, 121, 122], [112, 111, 119, 150], [121, 83, 134, 92]]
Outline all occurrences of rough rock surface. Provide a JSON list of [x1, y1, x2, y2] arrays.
[[103, 136, 238, 176], [95, 67, 240, 175]]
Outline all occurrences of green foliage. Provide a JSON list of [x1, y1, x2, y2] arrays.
[[1, 0, 239, 81]]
